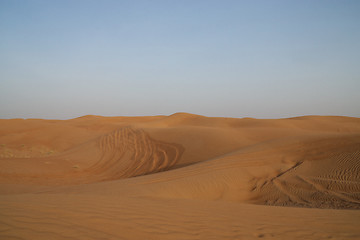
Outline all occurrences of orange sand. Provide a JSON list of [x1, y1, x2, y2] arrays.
[[1, 113, 360, 239]]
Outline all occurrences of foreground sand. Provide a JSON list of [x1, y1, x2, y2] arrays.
[[1, 113, 360, 239]]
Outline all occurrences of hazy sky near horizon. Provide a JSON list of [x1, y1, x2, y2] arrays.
[[1, 0, 359, 119]]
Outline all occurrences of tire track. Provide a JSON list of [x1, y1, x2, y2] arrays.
[[86, 127, 184, 181]]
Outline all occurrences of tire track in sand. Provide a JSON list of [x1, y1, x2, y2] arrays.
[[87, 127, 184, 180]]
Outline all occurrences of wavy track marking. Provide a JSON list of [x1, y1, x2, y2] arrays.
[[87, 127, 184, 180], [251, 149, 360, 209]]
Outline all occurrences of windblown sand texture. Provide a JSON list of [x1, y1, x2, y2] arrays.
[[1, 113, 360, 239]]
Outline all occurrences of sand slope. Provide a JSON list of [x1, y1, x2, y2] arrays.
[[1, 114, 360, 239]]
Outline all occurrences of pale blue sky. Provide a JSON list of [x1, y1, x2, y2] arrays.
[[1, 0, 359, 119]]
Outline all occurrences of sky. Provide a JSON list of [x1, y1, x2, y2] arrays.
[[1, 0, 359, 119]]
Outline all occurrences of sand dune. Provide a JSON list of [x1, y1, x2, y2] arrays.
[[1, 114, 360, 239]]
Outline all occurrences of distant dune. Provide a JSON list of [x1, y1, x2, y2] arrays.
[[1, 114, 360, 239]]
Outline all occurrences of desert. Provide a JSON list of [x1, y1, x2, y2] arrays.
[[1, 1, 359, 239], [1, 113, 359, 239]]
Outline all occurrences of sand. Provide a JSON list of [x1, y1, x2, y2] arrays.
[[1, 113, 360, 239]]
